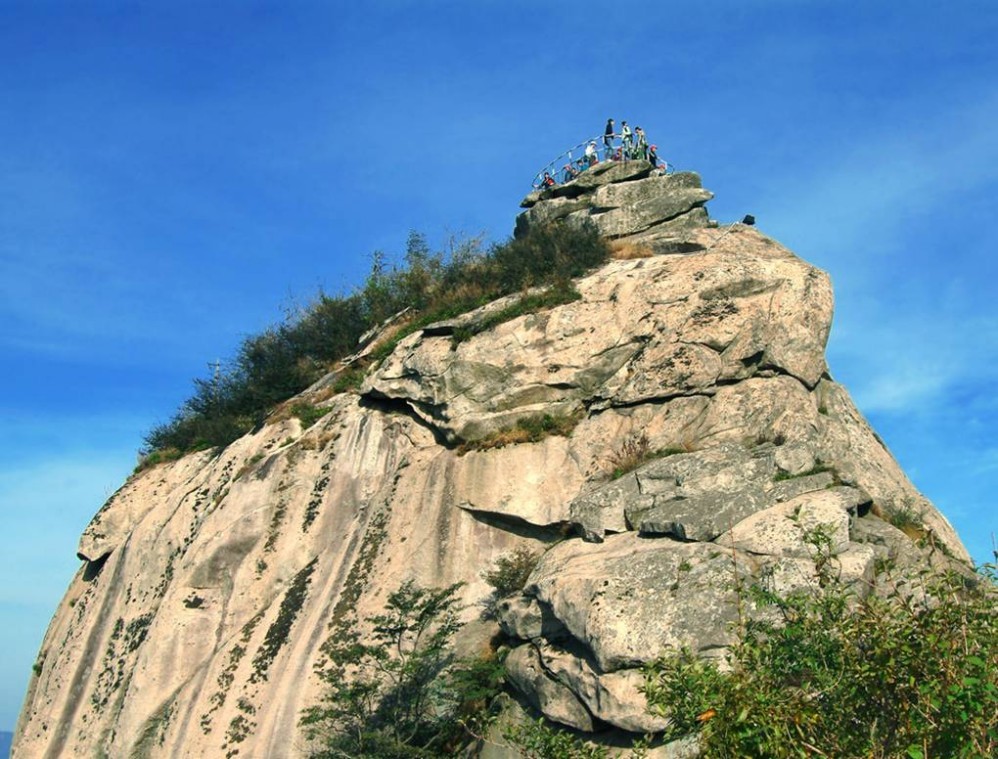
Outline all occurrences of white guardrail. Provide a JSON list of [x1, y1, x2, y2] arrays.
[[531, 132, 674, 189]]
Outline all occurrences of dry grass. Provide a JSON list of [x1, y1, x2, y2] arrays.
[[611, 239, 655, 260], [607, 433, 651, 479], [458, 411, 583, 454]]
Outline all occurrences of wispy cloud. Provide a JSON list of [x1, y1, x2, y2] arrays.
[[766, 90, 998, 262], [830, 312, 998, 414]]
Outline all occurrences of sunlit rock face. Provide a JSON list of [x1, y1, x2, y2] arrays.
[[15, 171, 970, 758], [518, 164, 713, 251]]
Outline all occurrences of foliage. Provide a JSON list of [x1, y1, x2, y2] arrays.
[[291, 402, 333, 429], [608, 433, 652, 479], [460, 411, 583, 454], [643, 558, 998, 758], [482, 548, 540, 599], [330, 366, 366, 394], [771, 462, 835, 483], [480, 548, 540, 619], [145, 223, 610, 456], [133, 446, 185, 473], [502, 718, 611, 759], [302, 580, 485, 757], [887, 497, 927, 533], [489, 219, 609, 293]]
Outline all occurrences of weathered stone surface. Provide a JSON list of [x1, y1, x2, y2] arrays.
[[773, 442, 818, 476], [520, 189, 543, 208], [627, 444, 774, 540], [520, 169, 711, 242], [515, 195, 592, 237], [366, 230, 834, 444], [768, 471, 837, 503], [589, 185, 714, 238], [550, 159, 654, 195], [570, 440, 857, 546], [452, 436, 585, 528], [505, 645, 594, 731], [534, 643, 669, 733], [717, 486, 868, 557], [625, 206, 712, 246], [814, 378, 968, 562], [527, 534, 755, 672], [496, 596, 569, 641]]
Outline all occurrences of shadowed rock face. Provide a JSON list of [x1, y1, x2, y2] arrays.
[[15, 172, 971, 758]]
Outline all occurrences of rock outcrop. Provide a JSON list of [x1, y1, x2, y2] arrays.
[[518, 162, 713, 252], [14, 166, 970, 758]]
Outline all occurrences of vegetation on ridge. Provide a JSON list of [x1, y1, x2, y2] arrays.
[[643, 534, 998, 758], [142, 222, 610, 457]]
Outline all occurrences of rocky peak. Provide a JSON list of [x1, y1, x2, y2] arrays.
[[518, 160, 714, 253], [14, 169, 971, 758]]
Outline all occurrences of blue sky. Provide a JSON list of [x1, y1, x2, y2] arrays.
[[2, 0, 996, 732]]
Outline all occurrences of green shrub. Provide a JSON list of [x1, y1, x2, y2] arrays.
[[887, 497, 926, 532], [134, 446, 185, 473], [491, 220, 609, 293], [480, 548, 540, 620], [643, 563, 998, 758], [291, 402, 332, 429], [144, 223, 610, 458], [502, 718, 611, 759], [482, 548, 540, 599], [301, 580, 476, 757], [331, 366, 366, 393]]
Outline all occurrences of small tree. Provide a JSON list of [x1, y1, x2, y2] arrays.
[[480, 547, 540, 619], [302, 580, 467, 757]]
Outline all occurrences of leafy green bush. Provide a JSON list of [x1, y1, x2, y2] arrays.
[[330, 366, 366, 393], [302, 580, 474, 757], [291, 402, 332, 429], [482, 548, 540, 599], [887, 497, 927, 533], [134, 446, 185, 473], [491, 220, 609, 293], [502, 718, 611, 759], [643, 561, 998, 758], [480, 547, 540, 620], [144, 223, 610, 457]]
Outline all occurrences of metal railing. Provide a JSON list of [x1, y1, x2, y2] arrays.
[[530, 133, 674, 189]]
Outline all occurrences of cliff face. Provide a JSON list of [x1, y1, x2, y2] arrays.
[[15, 164, 969, 758]]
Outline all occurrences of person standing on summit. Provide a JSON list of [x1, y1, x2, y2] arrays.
[[634, 126, 649, 159], [620, 121, 633, 156], [603, 118, 615, 160]]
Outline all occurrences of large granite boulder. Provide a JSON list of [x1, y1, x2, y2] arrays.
[[518, 169, 713, 242], [365, 227, 834, 446]]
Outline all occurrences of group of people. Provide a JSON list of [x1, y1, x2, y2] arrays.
[[538, 118, 666, 188]]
